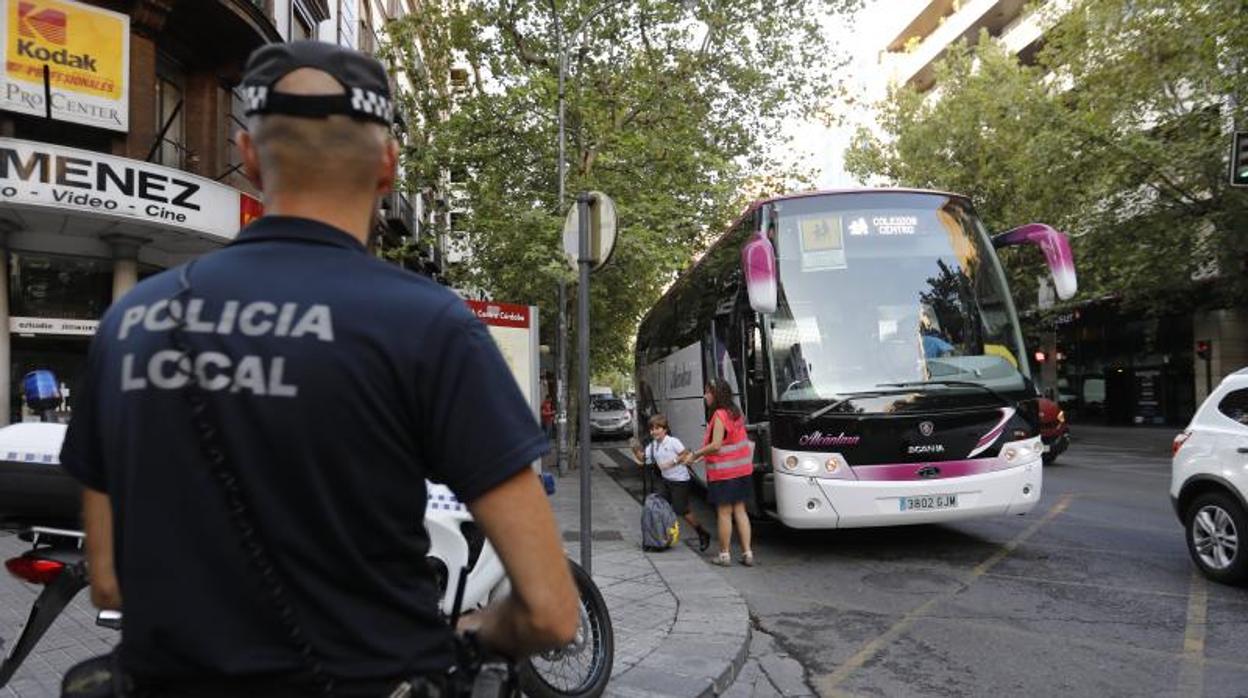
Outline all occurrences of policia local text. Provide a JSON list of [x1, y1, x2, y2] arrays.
[[117, 298, 335, 397]]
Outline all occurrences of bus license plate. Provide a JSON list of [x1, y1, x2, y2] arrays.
[[899, 494, 958, 512]]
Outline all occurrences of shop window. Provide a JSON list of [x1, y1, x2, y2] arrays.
[[1082, 378, 1106, 407], [11, 337, 89, 423], [154, 56, 187, 169], [9, 253, 112, 321], [221, 84, 250, 186]]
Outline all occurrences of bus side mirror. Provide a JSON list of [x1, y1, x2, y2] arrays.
[[741, 233, 777, 314], [992, 223, 1077, 300]]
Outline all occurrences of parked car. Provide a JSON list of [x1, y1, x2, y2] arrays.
[[1038, 397, 1069, 465], [1171, 368, 1248, 586], [589, 397, 633, 441]]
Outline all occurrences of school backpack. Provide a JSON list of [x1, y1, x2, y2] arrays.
[[641, 493, 680, 551]]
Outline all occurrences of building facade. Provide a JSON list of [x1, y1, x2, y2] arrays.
[[0, 0, 433, 424], [877, 0, 1060, 93]]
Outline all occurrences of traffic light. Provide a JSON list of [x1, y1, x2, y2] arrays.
[[1232, 132, 1248, 188], [1196, 339, 1211, 361]]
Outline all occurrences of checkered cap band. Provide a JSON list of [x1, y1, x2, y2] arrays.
[[350, 87, 394, 123], [241, 40, 394, 126], [244, 86, 268, 111]]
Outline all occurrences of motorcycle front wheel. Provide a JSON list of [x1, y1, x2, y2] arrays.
[[518, 559, 613, 698]]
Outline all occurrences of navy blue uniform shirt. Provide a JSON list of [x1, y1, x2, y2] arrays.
[[61, 216, 548, 683]]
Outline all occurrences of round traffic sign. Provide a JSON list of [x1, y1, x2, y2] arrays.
[[562, 191, 618, 272]]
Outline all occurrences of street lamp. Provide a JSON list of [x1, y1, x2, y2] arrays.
[[550, 0, 628, 478]]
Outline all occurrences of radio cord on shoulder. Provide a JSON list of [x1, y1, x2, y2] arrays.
[[167, 261, 336, 697]]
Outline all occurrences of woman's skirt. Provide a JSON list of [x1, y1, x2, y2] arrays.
[[707, 475, 752, 505]]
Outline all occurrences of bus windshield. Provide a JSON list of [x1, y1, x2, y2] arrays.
[[766, 192, 1029, 408]]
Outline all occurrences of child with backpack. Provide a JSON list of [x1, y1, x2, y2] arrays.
[[631, 414, 712, 551]]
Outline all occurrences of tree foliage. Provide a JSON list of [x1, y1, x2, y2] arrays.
[[384, 0, 861, 373], [846, 0, 1248, 315]]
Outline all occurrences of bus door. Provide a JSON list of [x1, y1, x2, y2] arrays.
[[741, 309, 776, 514]]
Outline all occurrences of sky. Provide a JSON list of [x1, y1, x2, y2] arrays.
[[787, 0, 918, 188]]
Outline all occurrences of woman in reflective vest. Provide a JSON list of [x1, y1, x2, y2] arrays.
[[681, 378, 755, 566]]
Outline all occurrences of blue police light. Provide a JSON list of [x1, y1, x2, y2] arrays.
[[22, 370, 61, 413]]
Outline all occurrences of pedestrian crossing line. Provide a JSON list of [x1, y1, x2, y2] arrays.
[[1008, 537, 1190, 562], [980, 570, 1195, 601], [1062, 445, 1168, 454], [1037, 510, 1179, 536], [1061, 463, 1172, 476], [810, 494, 1074, 695], [916, 613, 1248, 673], [1177, 570, 1209, 696]]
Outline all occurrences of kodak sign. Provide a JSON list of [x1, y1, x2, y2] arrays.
[[1, 0, 129, 131]]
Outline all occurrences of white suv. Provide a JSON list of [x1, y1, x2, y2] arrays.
[[1171, 368, 1248, 585]]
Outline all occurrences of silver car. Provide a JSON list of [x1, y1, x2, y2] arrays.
[[589, 398, 633, 441]]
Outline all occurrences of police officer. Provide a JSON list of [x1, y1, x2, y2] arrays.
[[61, 41, 578, 696]]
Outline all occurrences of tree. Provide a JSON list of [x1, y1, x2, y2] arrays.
[[384, 0, 861, 373], [846, 0, 1248, 314]]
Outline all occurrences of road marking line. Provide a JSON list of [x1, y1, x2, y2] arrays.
[[1177, 570, 1208, 696], [918, 614, 1248, 672], [811, 494, 1073, 696], [981, 571, 1193, 600]]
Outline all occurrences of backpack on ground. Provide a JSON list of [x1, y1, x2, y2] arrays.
[[641, 493, 680, 551]]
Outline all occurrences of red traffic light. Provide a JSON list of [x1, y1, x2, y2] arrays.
[[1196, 340, 1211, 361]]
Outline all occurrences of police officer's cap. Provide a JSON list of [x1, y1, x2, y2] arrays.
[[240, 40, 394, 126]]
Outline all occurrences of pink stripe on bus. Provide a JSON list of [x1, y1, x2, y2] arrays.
[[851, 458, 1009, 482]]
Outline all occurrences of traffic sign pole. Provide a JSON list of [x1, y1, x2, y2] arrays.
[[577, 192, 593, 575]]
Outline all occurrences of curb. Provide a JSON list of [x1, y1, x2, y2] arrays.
[[594, 460, 753, 698]]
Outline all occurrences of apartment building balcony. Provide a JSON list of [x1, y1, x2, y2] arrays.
[[882, 0, 1029, 91], [382, 190, 417, 237]]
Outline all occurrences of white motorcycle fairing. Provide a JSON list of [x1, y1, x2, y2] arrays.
[[424, 482, 510, 616]]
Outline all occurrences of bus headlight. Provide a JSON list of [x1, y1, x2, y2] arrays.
[[772, 449, 858, 480], [1001, 438, 1043, 464]]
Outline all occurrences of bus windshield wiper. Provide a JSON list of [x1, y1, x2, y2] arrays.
[[875, 380, 1012, 408], [802, 391, 886, 423]]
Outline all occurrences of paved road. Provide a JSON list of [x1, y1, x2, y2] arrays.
[[598, 426, 1248, 697]]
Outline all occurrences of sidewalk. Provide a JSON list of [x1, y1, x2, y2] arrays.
[[545, 452, 752, 698]]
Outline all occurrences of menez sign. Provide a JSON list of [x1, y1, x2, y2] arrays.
[[1, 137, 248, 242], [1, 0, 130, 131]]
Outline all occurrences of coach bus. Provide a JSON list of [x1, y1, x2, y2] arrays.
[[633, 189, 1077, 528]]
